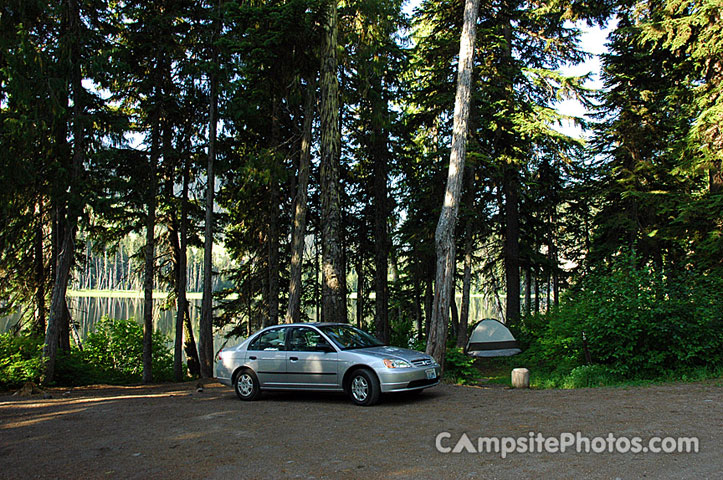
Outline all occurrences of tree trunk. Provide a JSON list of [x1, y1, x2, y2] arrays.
[[356, 240, 364, 328], [34, 202, 46, 336], [142, 123, 159, 384], [319, 0, 346, 323], [450, 289, 459, 343], [173, 157, 192, 380], [373, 91, 390, 344], [546, 273, 551, 312], [285, 83, 315, 324], [199, 3, 221, 378], [60, 300, 71, 353], [266, 97, 281, 327], [43, 223, 74, 382], [549, 204, 559, 306], [503, 168, 520, 325], [314, 236, 320, 322], [413, 273, 422, 341], [458, 234, 473, 348], [426, 0, 480, 367], [424, 278, 432, 342], [457, 166, 475, 347], [42, 0, 83, 383], [524, 264, 532, 317]]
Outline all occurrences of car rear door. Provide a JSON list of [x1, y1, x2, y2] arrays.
[[285, 327, 339, 389]]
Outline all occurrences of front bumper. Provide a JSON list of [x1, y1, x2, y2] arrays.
[[377, 365, 442, 393]]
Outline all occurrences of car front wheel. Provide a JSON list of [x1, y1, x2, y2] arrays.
[[234, 369, 260, 401], [348, 369, 380, 406]]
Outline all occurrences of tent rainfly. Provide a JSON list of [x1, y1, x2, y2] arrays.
[[465, 318, 521, 357]]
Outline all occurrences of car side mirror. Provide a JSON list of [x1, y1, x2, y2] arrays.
[[315, 343, 335, 353]]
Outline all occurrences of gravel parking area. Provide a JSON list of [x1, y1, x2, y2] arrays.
[[1, 380, 720, 479]]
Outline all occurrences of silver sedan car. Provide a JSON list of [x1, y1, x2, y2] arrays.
[[216, 323, 441, 406]]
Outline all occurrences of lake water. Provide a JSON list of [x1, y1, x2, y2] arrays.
[[0, 294, 239, 354], [0, 292, 500, 352]]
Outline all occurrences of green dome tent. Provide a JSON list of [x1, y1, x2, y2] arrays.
[[465, 318, 521, 357]]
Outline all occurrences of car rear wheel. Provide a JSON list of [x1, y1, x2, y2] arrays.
[[348, 369, 380, 406], [234, 369, 260, 401]]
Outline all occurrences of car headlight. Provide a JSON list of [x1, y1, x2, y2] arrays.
[[383, 359, 412, 369]]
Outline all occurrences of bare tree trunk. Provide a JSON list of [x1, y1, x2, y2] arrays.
[[199, 2, 221, 378], [356, 240, 364, 328], [285, 83, 315, 324], [370, 74, 390, 343], [43, 224, 74, 382], [426, 0, 480, 367], [534, 272, 540, 314], [450, 288, 459, 342], [42, 0, 83, 383], [173, 158, 191, 380], [424, 278, 432, 342], [266, 97, 281, 327], [457, 166, 475, 347], [524, 264, 532, 317], [503, 168, 520, 325], [142, 123, 159, 384], [458, 234, 473, 347], [60, 300, 71, 353], [319, 0, 346, 323], [413, 273, 422, 340], [314, 236, 320, 322], [373, 207, 390, 340], [34, 201, 46, 336], [546, 272, 551, 312]]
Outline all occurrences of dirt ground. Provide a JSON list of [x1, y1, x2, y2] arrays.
[[1, 380, 720, 479]]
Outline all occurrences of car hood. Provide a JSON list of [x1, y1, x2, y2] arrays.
[[352, 345, 434, 363]]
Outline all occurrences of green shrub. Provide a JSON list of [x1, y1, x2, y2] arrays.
[[1, 316, 176, 389], [0, 332, 43, 388], [444, 346, 479, 384], [55, 350, 114, 386], [522, 252, 723, 379], [83, 316, 174, 382]]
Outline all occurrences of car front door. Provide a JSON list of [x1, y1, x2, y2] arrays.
[[285, 327, 339, 389], [246, 327, 289, 388]]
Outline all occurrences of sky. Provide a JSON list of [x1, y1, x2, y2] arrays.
[[556, 18, 618, 139]]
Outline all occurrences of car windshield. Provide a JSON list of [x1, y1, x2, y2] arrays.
[[318, 325, 384, 350]]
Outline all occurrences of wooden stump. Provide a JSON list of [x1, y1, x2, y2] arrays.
[[511, 368, 530, 388], [13, 381, 44, 397]]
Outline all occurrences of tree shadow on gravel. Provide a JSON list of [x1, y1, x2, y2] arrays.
[[242, 388, 445, 407]]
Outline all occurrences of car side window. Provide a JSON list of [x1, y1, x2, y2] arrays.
[[287, 328, 331, 352], [249, 328, 287, 351]]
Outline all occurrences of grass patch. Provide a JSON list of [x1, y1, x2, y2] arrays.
[[461, 355, 723, 390], [527, 364, 723, 389]]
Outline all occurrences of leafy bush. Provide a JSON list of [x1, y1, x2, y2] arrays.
[[0, 333, 44, 388], [1, 316, 176, 389], [520, 252, 723, 379], [83, 316, 175, 382], [444, 346, 479, 384]]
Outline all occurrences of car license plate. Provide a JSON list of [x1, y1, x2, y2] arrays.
[[425, 368, 436, 380]]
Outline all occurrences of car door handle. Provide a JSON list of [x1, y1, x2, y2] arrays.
[[289, 356, 299, 361], [249, 356, 257, 360]]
